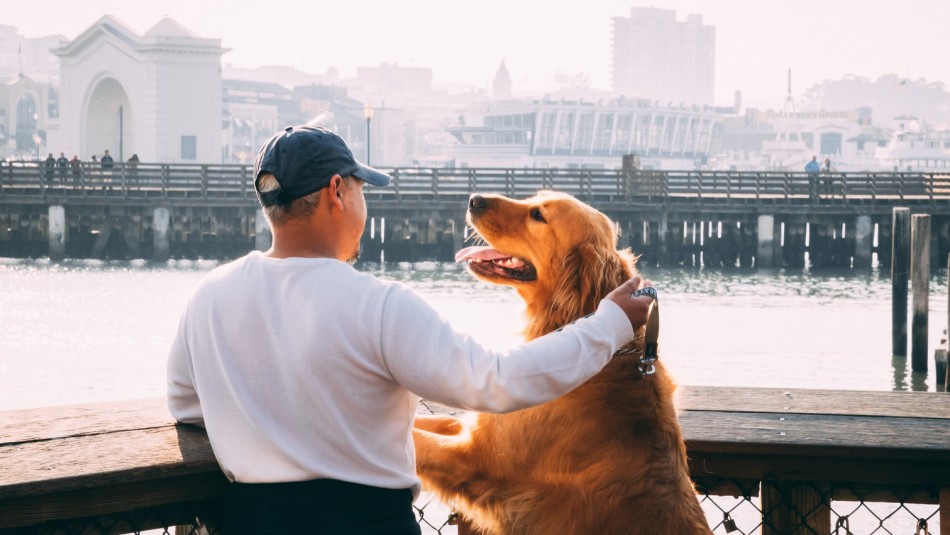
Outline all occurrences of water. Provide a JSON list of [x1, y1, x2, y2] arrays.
[[1, 257, 947, 410]]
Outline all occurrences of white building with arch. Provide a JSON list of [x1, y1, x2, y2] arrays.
[[49, 15, 226, 163]]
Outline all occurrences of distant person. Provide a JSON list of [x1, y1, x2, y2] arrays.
[[127, 153, 139, 179], [101, 150, 114, 188], [820, 157, 834, 197], [70, 155, 82, 185], [804, 156, 820, 202], [43, 153, 55, 181], [56, 152, 69, 182]]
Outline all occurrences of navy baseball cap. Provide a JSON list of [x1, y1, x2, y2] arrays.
[[254, 125, 391, 207]]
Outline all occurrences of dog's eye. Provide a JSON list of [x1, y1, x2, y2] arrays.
[[530, 207, 546, 223]]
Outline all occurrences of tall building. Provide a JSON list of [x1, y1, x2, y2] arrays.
[[493, 61, 512, 99], [611, 7, 715, 106]]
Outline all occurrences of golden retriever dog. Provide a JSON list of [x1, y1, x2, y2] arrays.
[[413, 191, 711, 535]]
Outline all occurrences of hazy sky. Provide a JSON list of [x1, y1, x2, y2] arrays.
[[5, 0, 948, 106]]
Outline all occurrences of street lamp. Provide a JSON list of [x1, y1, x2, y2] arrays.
[[363, 104, 374, 165]]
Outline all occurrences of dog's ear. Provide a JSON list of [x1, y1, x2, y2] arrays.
[[551, 242, 626, 324]]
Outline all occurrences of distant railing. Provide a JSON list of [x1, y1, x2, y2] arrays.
[[2, 387, 948, 534], [1, 160, 949, 206]]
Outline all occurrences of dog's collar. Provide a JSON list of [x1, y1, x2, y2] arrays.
[[615, 296, 659, 376]]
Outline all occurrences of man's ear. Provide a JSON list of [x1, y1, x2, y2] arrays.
[[327, 175, 345, 207]]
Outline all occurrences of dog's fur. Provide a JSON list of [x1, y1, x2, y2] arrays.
[[413, 191, 711, 535]]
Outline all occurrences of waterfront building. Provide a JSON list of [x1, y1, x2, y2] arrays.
[[611, 7, 716, 107], [0, 73, 48, 160], [875, 116, 950, 172], [222, 80, 293, 163], [445, 97, 723, 170], [710, 107, 887, 171], [0, 25, 63, 84], [49, 16, 226, 163]]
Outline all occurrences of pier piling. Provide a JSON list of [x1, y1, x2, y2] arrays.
[[891, 208, 911, 357], [911, 214, 930, 372]]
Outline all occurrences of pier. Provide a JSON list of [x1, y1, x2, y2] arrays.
[[2, 387, 948, 534], [1, 160, 949, 268]]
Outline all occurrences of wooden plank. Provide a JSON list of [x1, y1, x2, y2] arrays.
[[677, 386, 950, 419], [0, 424, 218, 499], [0, 475, 226, 530], [0, 398, 172, 444], [681, 411, 950, 459], [688, 450, 950, 486]]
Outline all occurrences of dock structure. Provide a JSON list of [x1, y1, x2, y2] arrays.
[[1, 161, 949, 268], [1, 388, 948, 534]]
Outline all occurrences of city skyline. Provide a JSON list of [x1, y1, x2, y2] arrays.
[[3, 0, 949, 109]]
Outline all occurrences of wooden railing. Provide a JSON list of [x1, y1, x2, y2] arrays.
[[2, 387, 948, 534], [1, 160, 949, 206]]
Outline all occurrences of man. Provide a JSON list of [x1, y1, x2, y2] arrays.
[[167, 126, 655, 534], [56, 152, 69, 182], [100, 149, 114, 169], [804, 155, 820, 201], [43, 153, 55, 181]]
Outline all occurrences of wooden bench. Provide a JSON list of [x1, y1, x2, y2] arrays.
[[2, 387, 948, 534]]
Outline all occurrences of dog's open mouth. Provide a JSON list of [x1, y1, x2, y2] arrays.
[[455, 246, 537, 282]]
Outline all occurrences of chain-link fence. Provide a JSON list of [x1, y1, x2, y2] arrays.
[[696, 479, 941, 535], [3, 482, 940, 534]]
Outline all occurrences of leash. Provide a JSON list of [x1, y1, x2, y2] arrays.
[[615, 287, 659, 376]]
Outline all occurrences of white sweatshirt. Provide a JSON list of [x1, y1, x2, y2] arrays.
[[167, 251, 633, 496]]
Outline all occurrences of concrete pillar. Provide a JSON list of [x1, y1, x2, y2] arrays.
[[153, 207, 170, 261], [255, 210, 272, 252], [854, 215, 873, 268], [48, 205, 66, 261], [756, 214, 775, 268]]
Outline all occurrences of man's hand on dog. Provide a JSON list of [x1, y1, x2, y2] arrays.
[[606, 276, 655, 330]]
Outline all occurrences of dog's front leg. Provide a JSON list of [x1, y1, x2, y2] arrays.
[[412, 426, 485, 504], [414, 414, 464, 435]]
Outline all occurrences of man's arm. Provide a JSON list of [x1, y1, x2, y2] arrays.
[[166, 312, 205, 427]]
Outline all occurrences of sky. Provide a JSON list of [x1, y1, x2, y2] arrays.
[[4, 0, 949, 107]]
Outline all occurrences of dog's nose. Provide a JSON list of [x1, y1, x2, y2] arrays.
[[469, 194, 488, 213]]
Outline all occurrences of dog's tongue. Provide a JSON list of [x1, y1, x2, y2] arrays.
[[455, 246, 508, 263]]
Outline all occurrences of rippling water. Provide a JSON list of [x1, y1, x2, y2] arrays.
[[1, 257, 947, 410]]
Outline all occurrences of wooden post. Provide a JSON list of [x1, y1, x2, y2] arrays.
[[892, 208, 911, 356], [761, 481, 830, 535], [941, 487, 950, 534], [911, 214, 930, 372]]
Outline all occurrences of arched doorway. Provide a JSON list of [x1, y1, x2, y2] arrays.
[[84, 77, 132, 162], [15, 95, 39, 160]]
